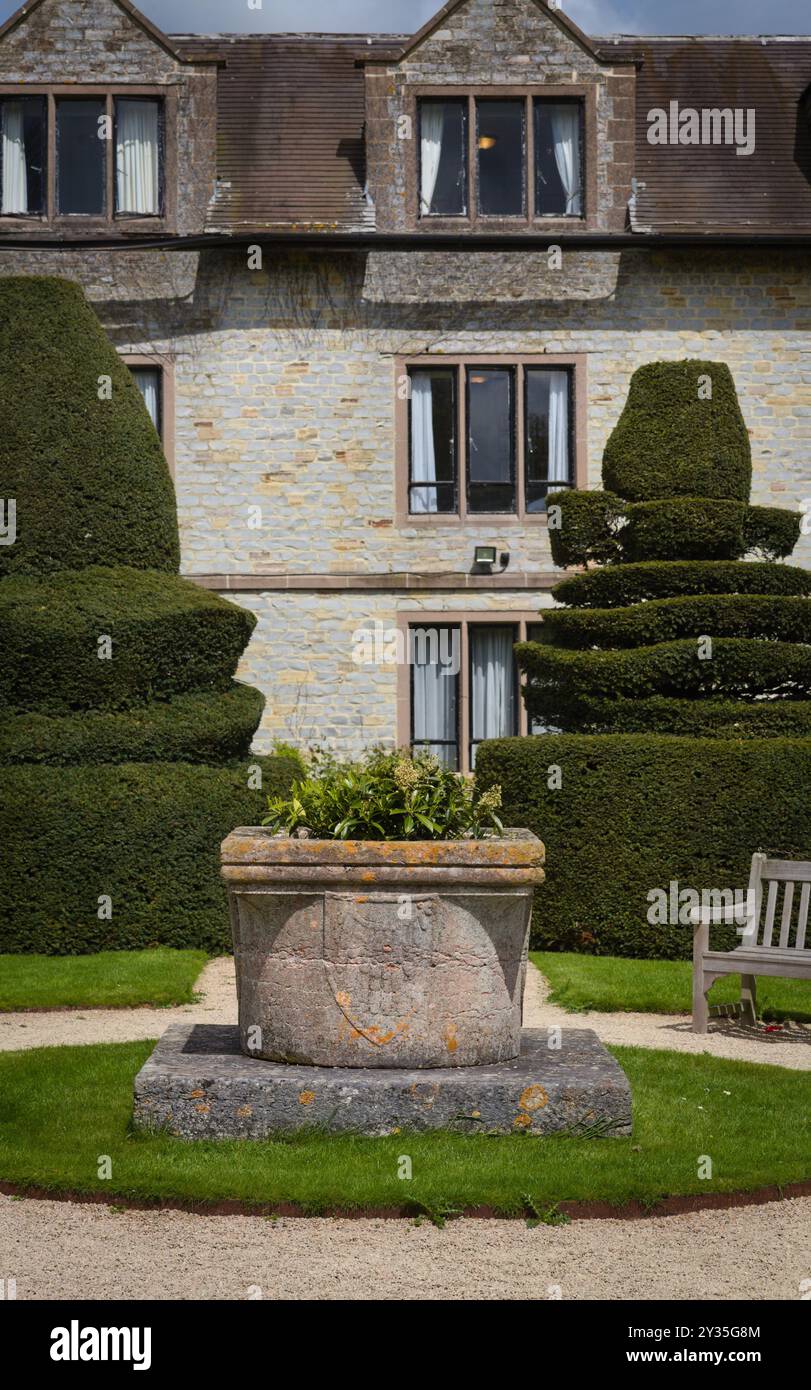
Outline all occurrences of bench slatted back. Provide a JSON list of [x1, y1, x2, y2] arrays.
[[747, 853, 811, 951]]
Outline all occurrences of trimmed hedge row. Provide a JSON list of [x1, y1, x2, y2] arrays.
[[475, 735, 811, 957], [0, 568, 256, 712], [517, 637, 811, 712], [548, 493, 800, 568], [0, 683, 264, 766], [0, 277, 180, 577], [553, 560, 811, 610], [538, 593, 811, 649], [0, 756, 299, 954], [601, 360, 752, 503], [528, 693, 811, 737]]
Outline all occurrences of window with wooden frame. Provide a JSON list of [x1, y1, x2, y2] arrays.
[[397, 613, 541, 774], [417, 92, 586, 223], [0, 88, 168, 224], [122, 354, 175, 476], [398, 355, 586, 524]]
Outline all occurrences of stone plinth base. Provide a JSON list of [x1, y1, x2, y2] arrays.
[[133, 1024, 632, 1138]]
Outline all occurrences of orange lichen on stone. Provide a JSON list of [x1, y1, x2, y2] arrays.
[[444, 1023, 459, 1053], [513, 1113, 532, 1129], [190, 1089, 205, 1099], [195, 1104, 210, 1114], [235, 1106, 253, 1118], [299, 1090, 316, 1105], [519, 1084, 549, 1113]]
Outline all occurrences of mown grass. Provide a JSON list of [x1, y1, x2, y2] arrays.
[[0, 950, 209, 1012], [531, 952, 811, 1023], [0, 1041, 807, 1213]]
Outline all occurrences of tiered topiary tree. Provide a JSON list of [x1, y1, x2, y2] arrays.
[[517, 360, 811, 737], [0, 277, 297, 954]]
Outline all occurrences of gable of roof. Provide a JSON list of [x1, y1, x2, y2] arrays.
[[0, 0, 215, 65], [387, 0, 629, 67]]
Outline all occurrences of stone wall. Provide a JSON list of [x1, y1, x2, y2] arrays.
[[51, 244, 810, 579]]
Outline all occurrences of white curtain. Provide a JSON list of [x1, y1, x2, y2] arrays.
[[131, 368, 160, 432], [420, 102, 444, 215], [116, 100, 160, 215], [410, 373, 438, 513], [547, 370, 569, 484], [412, 627, 457, 766], [2, 102, 28, 215], [549, 104, 582, 215], [470, 627, 515, 766]]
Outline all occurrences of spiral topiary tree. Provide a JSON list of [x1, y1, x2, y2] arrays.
[[517, 360, 811, 737], [0, 277, 297, 953]]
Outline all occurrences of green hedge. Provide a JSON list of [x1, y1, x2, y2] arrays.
[[527, 693, 811, 737], [743, 505, 803, 561], [0, 277, 179, 577], [475, 734, 811, 957], [0, 568, 257, 712], [517, 637, 811, 715], [548, 494, 800, 568], [0, 756, 299, 954], [553, 560, 811, 609], [621, 498, 747, 562], [547, 488, 623, 568], [0, 684, 264, 766], [538, 593, 811, 649], [601, 360, 752, 503]]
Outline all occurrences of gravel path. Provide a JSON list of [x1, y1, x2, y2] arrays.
[[1, 1192, 807, 1300], [2, 956, 809, 1070], [523, 967, 811, 1071]]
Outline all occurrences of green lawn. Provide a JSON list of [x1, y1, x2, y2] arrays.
[[0, 950, 209, 1012], [531, 952, 811, 1023], [0, 1041, 807, 1213]]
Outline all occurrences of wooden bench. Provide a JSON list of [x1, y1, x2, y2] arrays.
[[691, 853, 811, 1033]]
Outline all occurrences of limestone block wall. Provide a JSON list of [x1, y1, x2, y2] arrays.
[[226, 587, 554, 757]]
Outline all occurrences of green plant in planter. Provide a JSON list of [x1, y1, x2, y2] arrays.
[[263, 749, 503, 841]]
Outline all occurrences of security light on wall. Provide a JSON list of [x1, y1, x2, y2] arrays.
[[474, 546, 510, 572], [477, 136, 497, 150]]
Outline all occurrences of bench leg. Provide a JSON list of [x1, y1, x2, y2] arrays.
[[740, 974, 757, 1026], [692, 969, 710, 1034]]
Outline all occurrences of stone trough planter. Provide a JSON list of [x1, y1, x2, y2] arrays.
[[220, 828, 546, 1069]]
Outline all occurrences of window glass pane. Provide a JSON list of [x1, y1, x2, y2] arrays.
[[130, 366, 162, 434], [410, 626, 460, 769], [1, 97, 46, 215], [477, 99, 524, 216], [469, 625, 517, 767], [419, 99, 467, 217], [525, 368, 572, 512], [535, 100, 583, 216], [116, 98, 161, 215], [467, 367, 514, 513], [409, 368, 456, 514], [57, 99, 105, 215]]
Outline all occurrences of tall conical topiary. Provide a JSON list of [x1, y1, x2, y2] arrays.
[[517, 360, 811, 737], [0, 277, 297, 954]]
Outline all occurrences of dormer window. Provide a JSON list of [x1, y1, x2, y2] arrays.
[[0, 89, 166, 224], [417, 93, 584, 223]]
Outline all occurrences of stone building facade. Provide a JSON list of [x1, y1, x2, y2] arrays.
[[1, 0, 810, 765]]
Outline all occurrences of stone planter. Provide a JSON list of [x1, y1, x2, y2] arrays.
[[221, 829, 545, 1069]]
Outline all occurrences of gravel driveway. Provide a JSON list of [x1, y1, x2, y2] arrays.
[[2, 1192, 808, 1301]]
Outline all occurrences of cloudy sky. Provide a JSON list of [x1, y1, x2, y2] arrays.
[[0, 0, 806, 35]]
